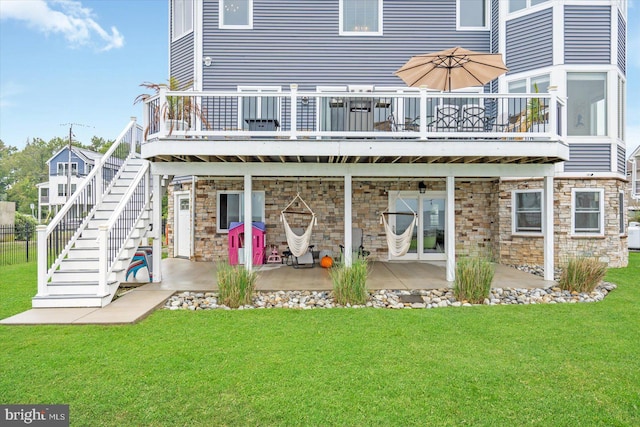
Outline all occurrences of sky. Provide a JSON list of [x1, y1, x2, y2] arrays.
[[0, 0, 638, 158]]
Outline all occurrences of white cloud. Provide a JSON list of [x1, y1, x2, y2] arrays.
[[0, 0, 124, 51]]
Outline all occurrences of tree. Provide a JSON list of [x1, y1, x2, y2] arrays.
[[0, 140, 18, 201], [87, 136, 114, 154], [5, 137, 66, 213]]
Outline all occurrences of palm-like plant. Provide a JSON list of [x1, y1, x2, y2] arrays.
[[135, 76, 207, 135]]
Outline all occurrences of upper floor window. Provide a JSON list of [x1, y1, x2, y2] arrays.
[[172, 0, 193, 40], [567, 73, 607, 137], [340, 0, 383, 36], [509, 0, 549, 13], [57, 162, 78, 177], [458, 0, 488, 29], [220, 0, 253, 29]]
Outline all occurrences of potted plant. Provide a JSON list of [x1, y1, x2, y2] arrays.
[[526, 83, 548, 133], [135, 76, 207, 135]]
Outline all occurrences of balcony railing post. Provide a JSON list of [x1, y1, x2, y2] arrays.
[[548, 87, 558, 137], [98, 225, 109, 296], [158, 85, 168, 138], [419, 86, 428, 140], [290, 84, 298, 139], [143, 98, 150, 140], [36, 225, 48, 296]]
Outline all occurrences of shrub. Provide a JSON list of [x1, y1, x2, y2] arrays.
[[330, 256, 369, 306], [454, 256, 494, 304], [216, 262, 257, 308], [14, 213, 37, 241], [559, 257, 607, 293]]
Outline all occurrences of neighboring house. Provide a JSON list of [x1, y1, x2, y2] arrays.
[[629, 146, 640, 201], [143, 0, 628, 283], [37, 146, 103, 221]]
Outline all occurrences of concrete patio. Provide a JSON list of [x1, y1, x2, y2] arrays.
[[0, 258, 554, 325]]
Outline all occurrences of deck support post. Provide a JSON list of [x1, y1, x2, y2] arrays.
[[244, 174, 253, 271], [344, 174, 353, 267], [152, 174, 163, 282], [445, 176, 455, 283], [543, 175, 555, 281]]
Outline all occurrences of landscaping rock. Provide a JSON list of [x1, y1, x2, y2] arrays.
[[162, 282, 617, 311]]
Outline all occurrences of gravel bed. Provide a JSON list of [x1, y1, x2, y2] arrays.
[[163, 282, 616, 311]]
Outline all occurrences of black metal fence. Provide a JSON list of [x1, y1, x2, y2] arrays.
[[0, 223, 36, 266]]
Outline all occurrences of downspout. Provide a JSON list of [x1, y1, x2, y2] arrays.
[[191, 175, 196, 259]]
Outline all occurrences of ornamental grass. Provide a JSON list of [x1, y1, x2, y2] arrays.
[[453, 256, 495, 304], [216, 261, 257, 308], [330, 256, 369, 305], [559, 256, 607, 293]]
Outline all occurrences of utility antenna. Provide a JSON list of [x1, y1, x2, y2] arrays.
[[60, 123, 93, 201]]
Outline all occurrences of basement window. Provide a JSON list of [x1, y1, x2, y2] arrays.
[[217, 191, 265, 232]]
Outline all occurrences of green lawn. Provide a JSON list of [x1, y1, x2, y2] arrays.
[[1, 255, 638, 426]]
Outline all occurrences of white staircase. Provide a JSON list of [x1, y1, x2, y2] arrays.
[[34, 120, 154, 308]]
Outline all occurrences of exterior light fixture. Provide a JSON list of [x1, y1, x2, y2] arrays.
[[203, 57, 212, 66], [418, 181, 426, 194]]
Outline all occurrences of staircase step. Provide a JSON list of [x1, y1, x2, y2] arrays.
[[32, 293, 113, 308], [59, 258, 98, 270], [51, 270, 98, 282]]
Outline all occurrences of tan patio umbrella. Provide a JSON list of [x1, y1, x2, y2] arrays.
[[394, 46, 508, 91]]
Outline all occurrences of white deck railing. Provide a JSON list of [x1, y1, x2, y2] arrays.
[[143, 86, 566, 142], [36, 119, 144, 296]]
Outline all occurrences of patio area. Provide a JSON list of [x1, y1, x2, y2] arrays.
[[145, 258, 554, 292]]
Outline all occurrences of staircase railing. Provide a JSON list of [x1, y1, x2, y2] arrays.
[[37, 118, 144, 296], [97, 162, 151, 295]]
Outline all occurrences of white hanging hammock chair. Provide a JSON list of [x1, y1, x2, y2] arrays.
[[280, 193, 317, 257], [380, 194, 418, 257]]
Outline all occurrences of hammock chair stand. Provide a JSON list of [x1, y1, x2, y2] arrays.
[[380, 193, 418, 258], [281, 193, 317, 268]]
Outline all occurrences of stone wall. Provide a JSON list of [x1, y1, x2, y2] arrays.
[[166, 176, 628, 268], [498, 177, 628, 268]]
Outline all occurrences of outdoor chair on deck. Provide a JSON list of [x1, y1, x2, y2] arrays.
[[284, 227, 315, 268], [459, 104, 487, 132], [429, 105, 460, 132], [339, 227, 370, 259]]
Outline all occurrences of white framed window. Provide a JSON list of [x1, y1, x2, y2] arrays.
[[572, 189, 604, 235], [340, 0, 383, 36], [618, 76, 625, 141], [219, 0, 253, 29], [457, 0, 488, 30], [57, 162, 78, 176], [217, 191, 265, 232], [57, 184, 77, 197], [172, 0, 194, 40], [513, 190, 543, 234], [567, 72, 608, 137], [509, 0, 549, 14]]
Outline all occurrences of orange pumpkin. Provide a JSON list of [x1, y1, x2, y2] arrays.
[[320, 256, 333, 268]]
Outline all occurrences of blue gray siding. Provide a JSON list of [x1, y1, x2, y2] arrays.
[[505, 8, 553, 75], [202, 1, 490, 90], [49, 149, 88, 176], [618, 11, 626, 74], [564, 144, 611, 172], [618, 145, 626, 175], [170, 32, 195, 85], [564, 5, 611, 64]]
